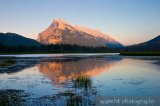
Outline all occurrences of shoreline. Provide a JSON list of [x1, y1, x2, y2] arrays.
[[120, 52, 160, 56]]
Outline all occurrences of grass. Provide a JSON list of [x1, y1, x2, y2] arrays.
[[66, 96, 82, 106], [73, 74, 92, 90], [0, 89, 28, 106], [120, 52, 160, 56], [0, 59, 16, 67]]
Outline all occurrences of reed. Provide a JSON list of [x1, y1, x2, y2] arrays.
[[73, 74, 92, 90], [0, 59, 16, 67]]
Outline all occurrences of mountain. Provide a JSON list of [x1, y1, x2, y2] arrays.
[[37, 19, 123, 47], [126, 35, 160, 51], [0, 33, 41, 47]]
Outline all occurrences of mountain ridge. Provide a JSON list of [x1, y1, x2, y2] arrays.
[[0, 32, 41, 47], [37, 19, 123, 47], [126, 35, 160, 51]]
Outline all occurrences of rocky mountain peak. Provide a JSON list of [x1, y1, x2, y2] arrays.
[[37, 19, 123, 47]]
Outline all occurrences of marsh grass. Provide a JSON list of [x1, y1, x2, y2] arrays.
[[73, 74, 92, 91], [0, 59, 16, 67], [0, 89, 28, 106], [66, 96, 82, 106]]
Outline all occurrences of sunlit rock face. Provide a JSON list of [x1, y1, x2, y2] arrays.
[[37, 19, 122, 47], [37, 58, 120, 86]]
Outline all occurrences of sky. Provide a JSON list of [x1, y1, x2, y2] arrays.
[[0, 0, 160, 45]]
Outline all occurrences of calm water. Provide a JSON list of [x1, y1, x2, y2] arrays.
[[0, 54, 160, 105]]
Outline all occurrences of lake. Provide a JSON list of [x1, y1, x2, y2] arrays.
[[0, 54, 160, 105]]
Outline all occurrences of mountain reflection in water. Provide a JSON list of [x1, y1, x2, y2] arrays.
[[37, 57, 122, 86], [0, 55, 160, 105]]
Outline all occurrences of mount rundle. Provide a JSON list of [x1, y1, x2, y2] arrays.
[[37, 19, 122, 47]]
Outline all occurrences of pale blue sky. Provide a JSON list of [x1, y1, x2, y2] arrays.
[[0, 0, 160, 45]]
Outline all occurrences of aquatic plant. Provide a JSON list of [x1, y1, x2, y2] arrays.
[[73, 74, 92, 91], [66, 96, 82, 106], [0, 59, 16, 67], [0, 89, 28, 106]]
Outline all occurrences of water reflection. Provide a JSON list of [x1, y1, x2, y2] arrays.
[[0, 57, 40, 74], [37, 57, 121, 86], [0, 89, 30, 105], [0, 55, 160, 105]]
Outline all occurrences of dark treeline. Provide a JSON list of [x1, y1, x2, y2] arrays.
[[0, 43, 123, 53], [123, 45, 160, 52], [123, 35, 160, 52], [1, 43, 160, 54]]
